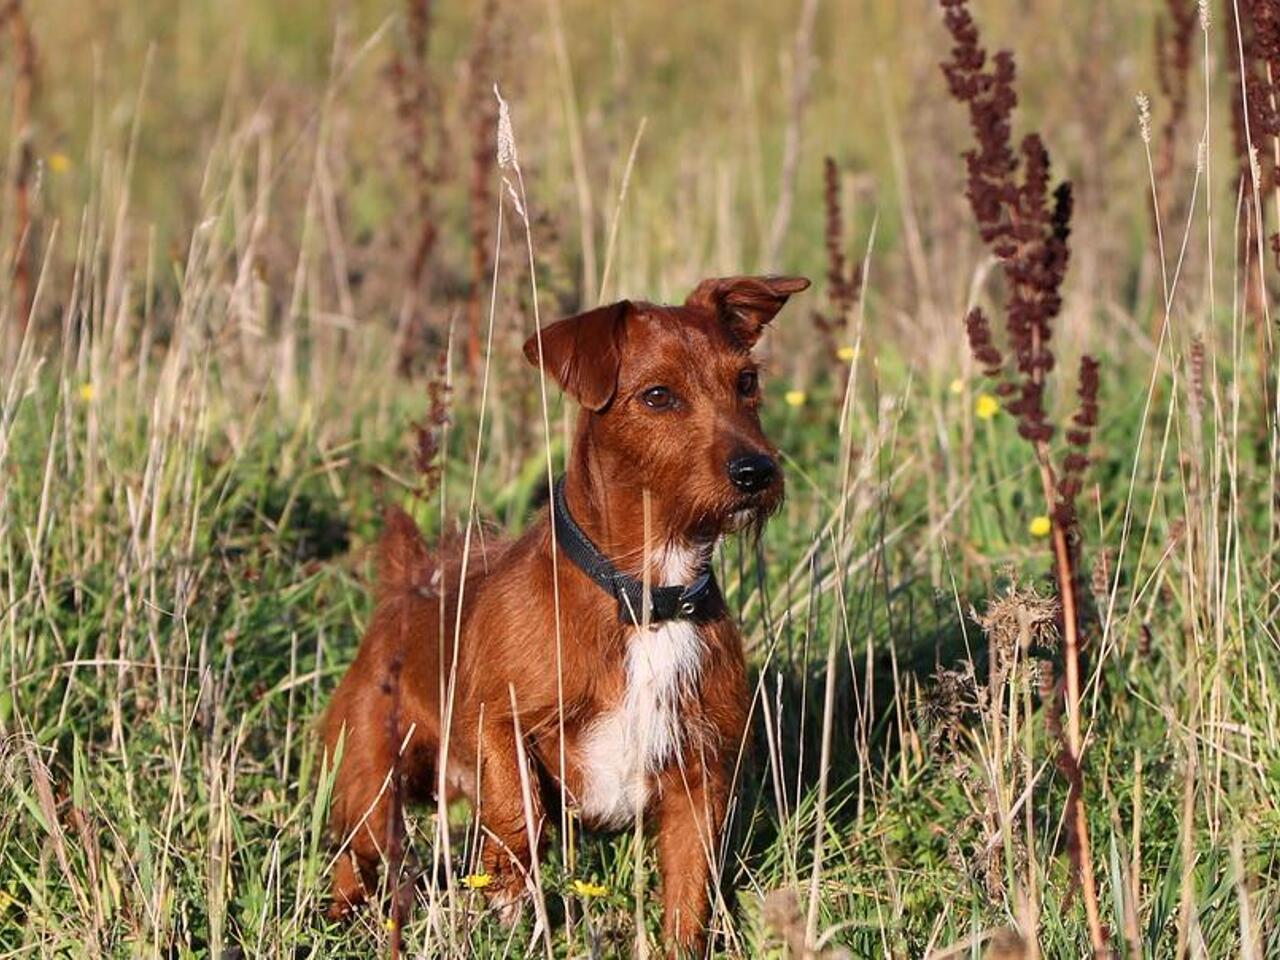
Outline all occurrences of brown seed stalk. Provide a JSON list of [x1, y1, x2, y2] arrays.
[[939, 0, 1107, 951]]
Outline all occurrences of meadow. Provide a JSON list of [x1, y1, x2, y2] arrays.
[[1, 0, 1278, 956]]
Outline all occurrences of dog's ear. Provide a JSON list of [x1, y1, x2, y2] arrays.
[[685, 275, 810, 348], [523, 300, 631, 411]]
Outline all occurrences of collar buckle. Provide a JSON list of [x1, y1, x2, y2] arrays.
[[553, 477, 717, 625], [677, 571, 712, 617]]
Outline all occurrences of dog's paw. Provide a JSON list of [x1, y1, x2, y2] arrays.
[[488, 882, 530, 927], [327, 853, 369, 921], [326, 896, 358, 922]]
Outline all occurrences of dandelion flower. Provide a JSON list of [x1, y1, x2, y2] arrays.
[[1029, 516, 1052, 538], [572, 879, 609, 898], [79, 384, 95, 402], [462, 873, 492, 890], [949, 378, 965, 395], [975, 393, 999, 420], [784, 390, 806, 408], [836, 345, 857, 362], [49, 152, 71, 174]]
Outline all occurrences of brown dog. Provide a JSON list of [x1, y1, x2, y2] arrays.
[[323, 274, 809, 953]]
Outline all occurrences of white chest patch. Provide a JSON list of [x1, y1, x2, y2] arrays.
[[576, 545, 709, 828]]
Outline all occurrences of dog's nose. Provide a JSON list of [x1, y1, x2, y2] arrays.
[[727, 453, 777, 493]]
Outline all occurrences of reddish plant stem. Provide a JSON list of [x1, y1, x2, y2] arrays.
[[389, 0, 440, 376], [464, 0, 498, 376], [1034, 453, 1104, 954]]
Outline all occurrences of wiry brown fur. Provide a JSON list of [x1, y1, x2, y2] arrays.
[[323, 275, 808, 955]]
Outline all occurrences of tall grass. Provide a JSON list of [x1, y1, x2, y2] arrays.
[[1, 0, 1278, 957]]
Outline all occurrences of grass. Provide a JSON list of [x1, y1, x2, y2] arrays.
[[2, 0, 1279, 956]]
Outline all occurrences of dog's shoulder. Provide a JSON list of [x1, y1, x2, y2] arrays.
[[436, 532, 515, 586]]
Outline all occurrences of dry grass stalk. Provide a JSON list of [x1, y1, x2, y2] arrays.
[[938, 0, 1106, 951], [804, 567, 844, 952], [546, 0, 596, 306], [2, 0, 38, 330], [492, 83, 578, 935], [597, 117, 647, 306], [762, 0, 820, 268]]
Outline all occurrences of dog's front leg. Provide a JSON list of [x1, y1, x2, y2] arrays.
[[653, 758, 731, 957], [475, 718, 546, 922]]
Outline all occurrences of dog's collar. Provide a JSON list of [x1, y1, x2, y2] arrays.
[[552, 476, 717, 626]]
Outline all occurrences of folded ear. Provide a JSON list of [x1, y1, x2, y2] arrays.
[[685, 275, 811, 348], [522, 300, 631, 411]]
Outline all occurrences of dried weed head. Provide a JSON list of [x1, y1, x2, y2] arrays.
[[917, 664, 980, 756], [970, 575, 1061, 683], [411, 349, 451, 500], [761, 888, 852, 960], [986, 927, 1031, 959], [812, 155, 864, 362]]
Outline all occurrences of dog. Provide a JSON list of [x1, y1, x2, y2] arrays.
[[323, 274, 809, 954]]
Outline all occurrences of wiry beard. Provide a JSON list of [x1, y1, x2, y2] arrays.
[[676, 485, 784, 545], [731, 492, 782, 545]]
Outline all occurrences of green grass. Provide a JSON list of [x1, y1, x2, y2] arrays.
[[3, 0, 1280, 956]]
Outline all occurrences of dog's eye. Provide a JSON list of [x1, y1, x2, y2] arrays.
[[737, 369, 759, 397], [641, 386, 675, 410]]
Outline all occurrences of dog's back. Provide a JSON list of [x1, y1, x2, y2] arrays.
[[376, 505, 510, 602], [322, 507, 513, 916]]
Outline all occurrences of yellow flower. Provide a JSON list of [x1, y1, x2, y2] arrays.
[[49, 152, 71, 174], [571, 879, 609, 898], [949, 377, 965, 395], [1029, 515, 1052, 538], [0, 889, 15, 912], [975, 393, 1000, 420], [836, 345, 857, 362], [784, 390, 807, 408], [79, 383, 95, 402], [461, 873, 492, 890]]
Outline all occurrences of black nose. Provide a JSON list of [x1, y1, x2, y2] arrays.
[[727, 453, 777, 493]]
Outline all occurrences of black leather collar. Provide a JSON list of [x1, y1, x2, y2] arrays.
[[552, 477, 717, 625]]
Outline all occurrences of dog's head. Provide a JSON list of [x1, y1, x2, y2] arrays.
[[523, 275, 810, 541]]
